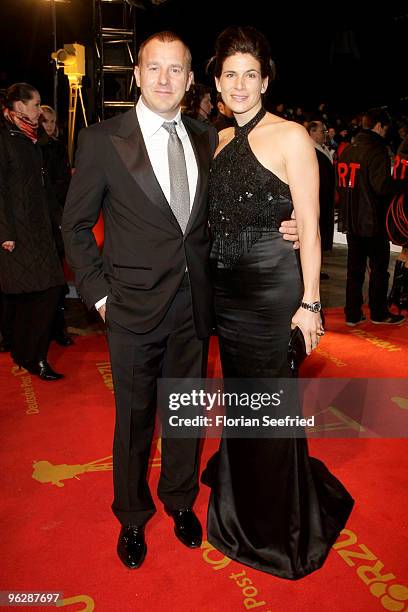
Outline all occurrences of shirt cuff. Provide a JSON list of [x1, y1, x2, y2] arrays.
[[95, 296, 107, 310]]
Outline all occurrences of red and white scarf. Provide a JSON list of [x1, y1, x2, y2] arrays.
[[3, 107, 38, 143]]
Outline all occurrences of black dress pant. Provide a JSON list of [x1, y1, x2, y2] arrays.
[[107, 277, 208, 526], [51, 285, 69, 339], [0, 292, 15, 345], [9, 285, 62, 363], [345, 233, 390, 321]]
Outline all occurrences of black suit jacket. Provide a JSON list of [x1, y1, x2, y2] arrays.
[[62, 108, 218, 338]]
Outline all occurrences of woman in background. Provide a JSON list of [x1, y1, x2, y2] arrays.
[[0, 83, 64, 380], [182, 83, 213, 123], [39, 105, 73, 346]]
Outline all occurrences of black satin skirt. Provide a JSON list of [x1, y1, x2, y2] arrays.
[[204, 232, 354, 579]]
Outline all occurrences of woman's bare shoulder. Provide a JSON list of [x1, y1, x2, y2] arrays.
[[264, 115, 307, 136], [214, 126, 235, 157], [218, 126, 235, 143]]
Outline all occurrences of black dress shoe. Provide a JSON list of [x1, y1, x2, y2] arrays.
[[167, 507, 202, 548], [117, 525, 146, 569], [53, 333, 74, 347], [25, 360, 64, 381]]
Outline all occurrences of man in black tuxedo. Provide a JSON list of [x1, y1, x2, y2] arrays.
[[63, 31, 299, 569]]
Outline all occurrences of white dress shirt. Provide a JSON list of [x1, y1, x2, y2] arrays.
[[314, 142, 334, 164], [136, 97, 198, 209], [95, 97, 198, 311]]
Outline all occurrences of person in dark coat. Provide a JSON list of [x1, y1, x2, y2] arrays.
[[308, 120, 335, 278], [337, 108, 405, 326], [39, 104, 73, 346], [0, 83, 65, 380]]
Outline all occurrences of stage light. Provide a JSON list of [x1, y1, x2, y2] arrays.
[[52, 43, 86, 79], [51, 43, 87, 164]]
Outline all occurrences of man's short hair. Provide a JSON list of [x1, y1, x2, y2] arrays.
[[137, 31, 192, 71], [307, 120, 321, 135], [363, 108, 392, 130]]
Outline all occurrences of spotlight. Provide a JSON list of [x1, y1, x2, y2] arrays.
[[51, 43, 86, 79]]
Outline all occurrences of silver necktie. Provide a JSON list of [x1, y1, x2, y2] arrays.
[[162, 121, 190, 233]]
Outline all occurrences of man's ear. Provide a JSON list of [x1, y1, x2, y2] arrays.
[[134, 66, 141, 88], [186, 71, 194, 92], [372, 121, 385, 136]]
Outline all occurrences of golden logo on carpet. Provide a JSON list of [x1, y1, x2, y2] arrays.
[[391, 397, 408, 410], [334, 529, 408, 610], [349, 329, 402, 352], [307, 406, 365, 434], [315, 348, 347, 367], [32, 440, 162, 487], [32, 457, 113, 487], [56, 594, 94, 610], [11, 366, 40, 415], [95, 361, 114, 393], [201, 541, 271, 610]]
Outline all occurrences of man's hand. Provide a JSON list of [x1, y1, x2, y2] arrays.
[[98, 304, 106, 322], [279, 211, 300, 249], [2, 241, 15, 252]]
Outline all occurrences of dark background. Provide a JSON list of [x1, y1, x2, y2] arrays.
[[1, 0, 407, 125]]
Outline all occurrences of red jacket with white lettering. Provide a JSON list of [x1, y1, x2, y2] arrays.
[[337, 130, 396, 237]]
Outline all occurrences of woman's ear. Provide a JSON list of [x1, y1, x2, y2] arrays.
[[14, 100, 25, 114], [261, 77, 269, 94], [215, 77, 221, 93]]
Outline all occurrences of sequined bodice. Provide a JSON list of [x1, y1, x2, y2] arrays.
[[209, 107, 293, 268]]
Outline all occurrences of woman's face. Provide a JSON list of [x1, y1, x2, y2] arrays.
[[15, 91, 42, 124], [199, 93, 213, 118], [216, 53, 268, 119], [42, 111, 57, 137]]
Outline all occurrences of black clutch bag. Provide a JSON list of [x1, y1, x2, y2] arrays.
[[288, 311, 325, 376], [288, 326, 307, 377]]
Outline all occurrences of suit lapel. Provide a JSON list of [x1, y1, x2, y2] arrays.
[[183, 118, 211, 234], [110, 109, 179, 230]]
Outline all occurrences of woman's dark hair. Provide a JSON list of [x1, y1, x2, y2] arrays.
[[182, 83, 212, 119], [1, 83, 38, 110], [213, 26, 275, 81]]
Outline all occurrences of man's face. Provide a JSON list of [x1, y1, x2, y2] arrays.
[[135, 39, 193, 120], [310, 121, 327, 145], [379, 124, 389, 138], [15, 91, 42, 125]]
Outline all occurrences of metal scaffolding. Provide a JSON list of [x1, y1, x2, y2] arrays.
[[93, 0, 138, 121]]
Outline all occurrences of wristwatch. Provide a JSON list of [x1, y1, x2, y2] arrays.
[[301, 300, 322, 313]]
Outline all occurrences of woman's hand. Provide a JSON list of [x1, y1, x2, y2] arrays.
[[291, 307, 324, 355], [1, 241, 15, 252], [279, 210, 300, 249]]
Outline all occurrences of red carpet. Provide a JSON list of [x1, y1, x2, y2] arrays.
[[0, 306, 407, 611]]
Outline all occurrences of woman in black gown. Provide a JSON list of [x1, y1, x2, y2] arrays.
[[204, 26, 354, 580]]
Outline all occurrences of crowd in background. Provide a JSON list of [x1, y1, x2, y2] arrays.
[[0, 80, 407, 380]]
